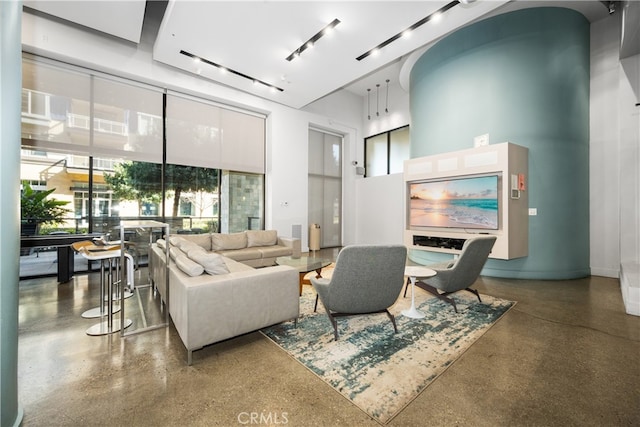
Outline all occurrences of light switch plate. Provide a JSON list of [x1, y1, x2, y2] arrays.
[[528, 208, 537, 216]]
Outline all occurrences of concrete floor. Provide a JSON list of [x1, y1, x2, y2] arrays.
[[17, 251, 640, 426]]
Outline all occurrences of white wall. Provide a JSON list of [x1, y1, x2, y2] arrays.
[[363, 82, 411, 139], [350, 83, 411, 246], [21, 11, 364, 252], [589, 13, 639, 278], [619, 53, 640, 266], [355, 174, 405, 245]]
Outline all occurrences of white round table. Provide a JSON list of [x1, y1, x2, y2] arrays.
[[402, 266, 437, 319]]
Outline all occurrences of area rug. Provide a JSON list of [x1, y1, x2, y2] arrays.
[[261, 284, 515, 424]]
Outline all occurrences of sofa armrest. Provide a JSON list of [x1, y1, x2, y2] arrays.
[[278, 237, 301, 259]]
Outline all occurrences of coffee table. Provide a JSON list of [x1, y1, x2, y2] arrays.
[[276, 256, 332, 295], [402, 265, 437, 319]]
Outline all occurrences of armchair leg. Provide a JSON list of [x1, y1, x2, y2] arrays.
[[326, 311, 339, 341], [385, 309, 398, 333], [465, 287, 482, 303], [402, 277, 410, 298], [325, 309, 399, 340], [416, 281, 459, 313]]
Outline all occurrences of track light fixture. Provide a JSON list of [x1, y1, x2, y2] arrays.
[[180, 50, 284, 92], [286, 18, 341, 61], [356, 0, 459, 61]]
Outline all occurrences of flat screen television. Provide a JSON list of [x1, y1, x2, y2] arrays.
[[408, 174, 500, 230]]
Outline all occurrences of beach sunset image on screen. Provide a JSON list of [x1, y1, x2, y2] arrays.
[[409, 175, 499, 230]]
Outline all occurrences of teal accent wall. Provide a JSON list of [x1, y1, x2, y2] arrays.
[[409, 8, 590, 279]]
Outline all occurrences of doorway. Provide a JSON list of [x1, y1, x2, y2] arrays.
[[308, 128, 342, 248]]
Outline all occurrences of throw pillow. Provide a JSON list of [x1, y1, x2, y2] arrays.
[[169, 246, 182, 261], [156, 239, 166, 250], [189, 251, 230, 275], [178, 234, 212, 251], [246, 230, 277, 247], [174, 254, 204, 277], [169, 236, 185, 247], [177, 239, 201, 253], [185, 245, 206, 258], [211, 232, 247, 251]]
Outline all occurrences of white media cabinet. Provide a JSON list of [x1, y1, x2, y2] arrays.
[[404, 142, 528, 260]]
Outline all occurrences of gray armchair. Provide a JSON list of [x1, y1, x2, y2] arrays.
[[410, 235, 497, 313], [311, 244, 407, 340]]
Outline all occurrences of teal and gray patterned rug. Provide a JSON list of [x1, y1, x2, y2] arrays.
[[261, 285, 515, 424]]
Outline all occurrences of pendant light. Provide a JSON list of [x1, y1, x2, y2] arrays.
[[385, 79, 390, 114]]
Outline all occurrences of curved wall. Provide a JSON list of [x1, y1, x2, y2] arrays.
[[409, 7, 590, 279]]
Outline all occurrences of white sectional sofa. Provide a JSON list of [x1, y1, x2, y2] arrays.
[[150, 231, 300, 365], [172, 230, 301, 268]]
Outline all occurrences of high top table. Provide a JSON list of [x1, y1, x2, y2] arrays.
[[402, 265, 437, 319]]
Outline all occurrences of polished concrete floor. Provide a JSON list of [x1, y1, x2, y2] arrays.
[[17, 250, 640, 426]]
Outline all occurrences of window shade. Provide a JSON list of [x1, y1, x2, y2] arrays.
[[165, 93, 265, 173]]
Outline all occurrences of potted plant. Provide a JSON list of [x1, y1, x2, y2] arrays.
[[20, 182, 71, 236]]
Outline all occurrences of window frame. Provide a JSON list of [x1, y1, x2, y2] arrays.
[[364, 125, 410, 177]]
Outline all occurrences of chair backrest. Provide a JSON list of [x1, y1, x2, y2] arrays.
[[447, 235, 497, 289], [327, 244, 407, 314]]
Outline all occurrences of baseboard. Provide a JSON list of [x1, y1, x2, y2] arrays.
[[590, 267, 620, 278], [620, 262, 640, 317]]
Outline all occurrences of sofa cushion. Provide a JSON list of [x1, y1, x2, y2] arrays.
[[246, 230, 277, 247], [218, 247, 261, 262], [222, 256, 255, 273], [177, 233, 212, 251], [174, 254, 204, 277], [188, 251, 230, 275], [259, 245, 293, 258], [211, 232, 247, 251]]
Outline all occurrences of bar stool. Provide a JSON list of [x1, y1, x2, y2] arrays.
[[80, 248, 132, 336], [78, 243, 121, 319]]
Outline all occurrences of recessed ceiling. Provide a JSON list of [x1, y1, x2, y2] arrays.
[[23, 1, 613, 109], [24, 0, 147, 43], [153, 0, 510, 108]]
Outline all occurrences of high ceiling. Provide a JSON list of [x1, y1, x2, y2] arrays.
[[23, 1, 612, 109]]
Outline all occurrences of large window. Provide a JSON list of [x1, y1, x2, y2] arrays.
[[19, 56, 266, 278], [364, 125, 410, 177]]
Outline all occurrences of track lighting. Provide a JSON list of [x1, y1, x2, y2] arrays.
[[356, 1, 459, 61], [180, 50, 284, 92], [286, 18, 341, 61]]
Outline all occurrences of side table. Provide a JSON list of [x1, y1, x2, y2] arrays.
[[402, 265, 437, 319]]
